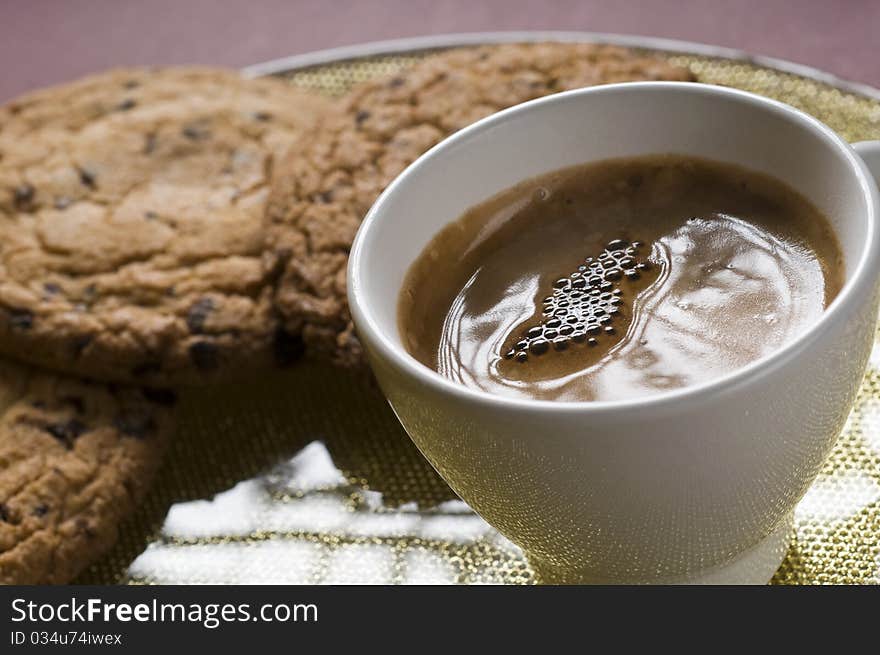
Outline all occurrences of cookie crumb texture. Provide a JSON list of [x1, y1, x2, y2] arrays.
[[0, 360, 174, 584], [266, 43, 695, 367], [0, 68, 327, 384]]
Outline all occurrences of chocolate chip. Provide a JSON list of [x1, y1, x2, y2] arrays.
[[274, 328, 304, 366], [78, 168, 96, 188], [116, 98, 137, 111], [144, 210, 158, 220], [62, 396, 86, 414], [182, 124, 210, 140], [131, 361, 161, 378], [71, 335, 93, 357], [8, 308, 33, 330], [252, 111, 273, 122], [318, 190, 334, 203], [114, 411, 156, 439], [0, 504, 9, 522], [32, 504, 49, 517], [355, 110, 371, 125], [75, 517, 96, 538], [388, 77, 405, 88], [186, 297, 214, 334], [123, 79, 140, 89], [13, 183, 34, 209], [141, 388, 177, 406], [189, 341, 219, 370], [45, 419, 87, 448]]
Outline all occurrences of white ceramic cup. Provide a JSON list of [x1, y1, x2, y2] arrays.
[[348, 82, 880, 584]]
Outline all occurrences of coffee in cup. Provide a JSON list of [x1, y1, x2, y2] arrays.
[[399, 155, 844, 402]]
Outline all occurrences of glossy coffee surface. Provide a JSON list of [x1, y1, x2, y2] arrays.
[[399, 155, 843, 402]]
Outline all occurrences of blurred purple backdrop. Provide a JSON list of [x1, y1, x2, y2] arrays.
[[1, 0, 877, 101]]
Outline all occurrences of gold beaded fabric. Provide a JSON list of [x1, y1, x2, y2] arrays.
[[76, 46, 880, 585]]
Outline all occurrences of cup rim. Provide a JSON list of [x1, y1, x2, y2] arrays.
[[348, 82, 880, 415]]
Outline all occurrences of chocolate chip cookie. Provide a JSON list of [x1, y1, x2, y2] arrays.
[[265, 43, 696, 367], [0, 68, 329, 384], [0, 359, 174, 584]]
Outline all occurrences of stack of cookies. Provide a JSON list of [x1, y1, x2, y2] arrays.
[[0, 44, 694, 583]]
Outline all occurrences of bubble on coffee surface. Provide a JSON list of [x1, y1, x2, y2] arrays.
[[504, 240, 654, 362]]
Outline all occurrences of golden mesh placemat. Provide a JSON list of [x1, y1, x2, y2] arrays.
[[76, 44, 880, 585]]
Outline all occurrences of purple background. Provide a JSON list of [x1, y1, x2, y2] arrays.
[[1, 0, 878, 101]]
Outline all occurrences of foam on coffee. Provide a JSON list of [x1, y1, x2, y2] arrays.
[[504, 239, 655, 361], [399, 155, 844, 402]]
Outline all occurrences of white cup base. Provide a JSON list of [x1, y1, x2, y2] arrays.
[[679, 514, 793, 585], [530, 513, 793, 585]]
